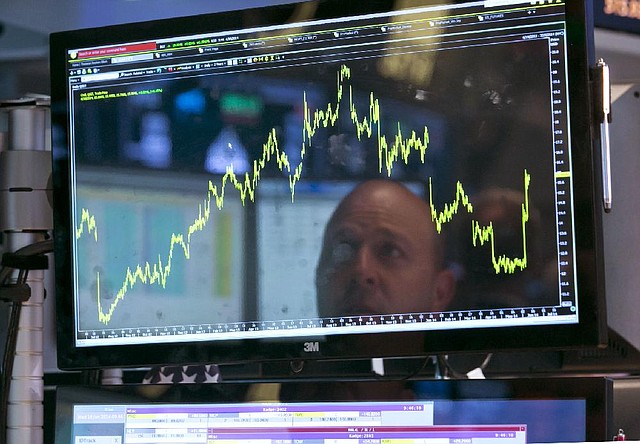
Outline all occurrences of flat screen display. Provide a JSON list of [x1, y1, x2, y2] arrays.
[[52, 377, 612, 443], [50, 0, 605, 369]]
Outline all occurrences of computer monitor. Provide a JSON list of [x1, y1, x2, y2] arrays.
[[50, 0, 606, 370], [51, 377, 612, 443]]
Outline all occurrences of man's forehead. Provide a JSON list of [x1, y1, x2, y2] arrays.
[[336, 181, 430, 221], [327, 191, 434, 241], [329, 222, 406, 241]]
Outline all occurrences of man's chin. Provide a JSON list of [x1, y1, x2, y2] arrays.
[[318, 290, 386, 318], [331, 304, 385, 318]]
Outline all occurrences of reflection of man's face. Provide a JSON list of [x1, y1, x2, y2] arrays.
[[315, 180, 454, 318]]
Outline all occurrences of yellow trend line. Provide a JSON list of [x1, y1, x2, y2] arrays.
[[80, 64, 529, 325], [428, 170, 531, 274], [471, 170, 531, 274], [428, 178, 474, 234], [82, 63, 440, 325], [76, 208, 98, 242], [96, 233, 191, 324]]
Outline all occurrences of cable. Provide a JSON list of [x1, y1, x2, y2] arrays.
[[0, 239, 53, 444], [479, 353, 494, 370], [436, 353, 494, 379], [1, 294, 24, 444], [397, 356, 436, 381]]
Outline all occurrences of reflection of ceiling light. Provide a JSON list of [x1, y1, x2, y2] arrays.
[[414, 89, 427, 101], [205, 126, 249, 174]]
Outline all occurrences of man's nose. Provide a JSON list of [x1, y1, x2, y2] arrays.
[[353, 245, 378, 286]]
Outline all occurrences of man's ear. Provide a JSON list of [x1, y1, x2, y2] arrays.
[[431, 268, 456, 312]]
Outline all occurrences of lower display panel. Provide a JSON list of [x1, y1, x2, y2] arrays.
[[50, 377, 614, 443]]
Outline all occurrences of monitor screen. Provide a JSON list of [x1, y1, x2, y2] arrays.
[[52, 377, 612, 443], [62, 397, 528, 444], [50, 0, 605, 370]]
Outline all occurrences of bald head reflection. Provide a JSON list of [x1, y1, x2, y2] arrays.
[[315, 180, 455, 319]]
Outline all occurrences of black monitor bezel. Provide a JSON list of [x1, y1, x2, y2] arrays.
[[50, 0, 607, 371]]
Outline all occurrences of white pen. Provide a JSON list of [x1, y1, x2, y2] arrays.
[[598, 58, 612, 212]]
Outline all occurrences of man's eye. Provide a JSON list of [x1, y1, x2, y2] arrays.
[[331, 242, 355, 264], [378, 243, 402, 259]]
